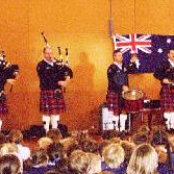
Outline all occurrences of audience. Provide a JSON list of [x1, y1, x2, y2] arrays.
[[1, 125, 174, 174]]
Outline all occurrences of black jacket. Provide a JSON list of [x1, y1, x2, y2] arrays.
[[154, 59, 174, 82], [37, 59, 73, 90]]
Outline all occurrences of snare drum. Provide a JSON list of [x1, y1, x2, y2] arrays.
[[123, 89, 144, 114]]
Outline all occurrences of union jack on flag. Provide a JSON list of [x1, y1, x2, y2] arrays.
[[112, 33, 174, 72], [113, 34, 152, 54]]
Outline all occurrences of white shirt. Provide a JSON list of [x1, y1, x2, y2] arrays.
[[168, 58, 174, 68], [114, 62, 122, 70], [17, 144, 30, 161], [43, 58, 55, 67]]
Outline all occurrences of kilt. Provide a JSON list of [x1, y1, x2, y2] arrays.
[[0, 93, 8, 118], [106, 91, 122, 115], [161, 84, 174, 111], [40, 89, 66, 115]]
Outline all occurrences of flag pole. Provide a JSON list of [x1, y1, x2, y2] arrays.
[[109, 0, 113, 38]]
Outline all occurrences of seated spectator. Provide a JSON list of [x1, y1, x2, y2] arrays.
[[80, 139, 99, 154], [137, 125, 150, 135], [132, 131, 149, 145], [110, 137, 121, 144], [0, 143, 23, 167], [99, 140, 111, 157], [55, 158, 71, 174], [38, 137, 53, 150], [121, 141, 135, 165], [87, 152, 102, 174], [66, 142, 81, 158], [151, 128, 174, 173], [46, 129, 62, 144], [102, 143, 126, 173], [8, 129, 30, 161], [23, 149, 48, 174], [127, 144, 158, 174], [69, 150, 90, 174], [0, 154, 22, 174], [47, 143, 64, 168]]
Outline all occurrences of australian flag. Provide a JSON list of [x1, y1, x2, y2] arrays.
[[113, 34, 174, 72]]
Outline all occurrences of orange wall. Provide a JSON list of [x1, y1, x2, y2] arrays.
[[0, 0, 174, 130]]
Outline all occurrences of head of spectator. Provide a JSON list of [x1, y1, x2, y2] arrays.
[[127, 144, 158, 174], [69, 150, 90, 174], [0, 154, 22, 174], [38, 137, 53, 149]]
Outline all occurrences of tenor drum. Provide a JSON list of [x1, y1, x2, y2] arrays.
[[123, 89, 144, 114]]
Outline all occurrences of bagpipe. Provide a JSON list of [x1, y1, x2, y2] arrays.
[[41, 32, 73, 89], [0, 49, 19, 91]]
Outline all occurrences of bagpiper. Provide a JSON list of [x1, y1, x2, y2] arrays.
[[0, 50, 19, 131], [154, 49, 174, 130], [37, 46, 73, 132]]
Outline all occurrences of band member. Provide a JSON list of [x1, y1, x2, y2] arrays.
[[154, 49, 174, 130], [106, 49, 137, 131], [37, 47, 73, 132], [0, 53, 19, 131]]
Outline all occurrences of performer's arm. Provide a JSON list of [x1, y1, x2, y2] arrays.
[[154, 64, 170, 84], [0, 72, 8, 85]]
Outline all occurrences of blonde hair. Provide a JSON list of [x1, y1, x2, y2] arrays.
[[127, 144, 158, 174], [38, 137, 53, 149], [102, 143, 125, 168], [0, 143, 18, 156], [69, 150, 90, 174], [87, 153, 101, 174]]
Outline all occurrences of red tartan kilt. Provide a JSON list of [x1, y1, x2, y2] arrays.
[[161, 85, 174, 111], [106, 91, 121, 115], [124, 99, 144, 113], [40, 90, 66, 115], [0, 98, 8, 118]]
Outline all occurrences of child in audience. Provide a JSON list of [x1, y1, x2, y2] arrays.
[[46, 129, 62, 144], [8, 129, 30, 161], [47, 143, 64, 168], [23, 149, 48, 174], [0, 154, 22, 174], [102, 143, 126, 174], [87, 152, 102, 174], [127, 144, 158, 174], [151, 128, 174, 174], [69, 150, 90, 174], [38, 137, 53, 149]]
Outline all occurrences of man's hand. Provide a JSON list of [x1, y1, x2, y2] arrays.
[[58, 81, 67, 87], [163, 78, 170, 84], [7, 79, 16, 85], [131, 54, 138, 63], [122, 85, 129, 92]]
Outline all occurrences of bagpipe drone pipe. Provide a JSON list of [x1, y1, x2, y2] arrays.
[[41, 32, 73, 89]]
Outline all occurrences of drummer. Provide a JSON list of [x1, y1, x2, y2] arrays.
[[154, 49, 174, 131], [106, 49, 137, 131]]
